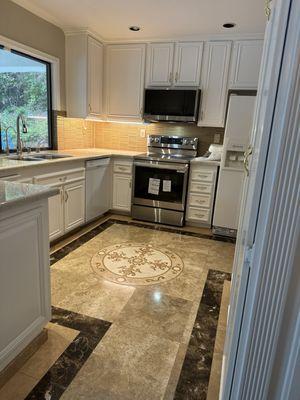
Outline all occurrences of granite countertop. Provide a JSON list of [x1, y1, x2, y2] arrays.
[[0, 149, 143, 173], [190, 156, 221, 166], [0, 181, 59, 212]]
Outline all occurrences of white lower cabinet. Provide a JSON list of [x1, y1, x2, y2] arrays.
[[112, 160, 133, 212], [186, 162, 219, 227], [34, 168, 85, 241], [48, 187, 64, 240], [64, 181, 85, 232]]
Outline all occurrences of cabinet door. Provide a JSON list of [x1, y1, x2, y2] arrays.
[[88, 36, 103, 115], [49, 187, 64, 241], [147, 43, 174, 86], [198, 41, 232, 127], [106, 44, 145, 119], [64, 180, 85, 232], [173, 42, 203, 86], [229, 40, 263, 89], [112, 174, 132, 212]]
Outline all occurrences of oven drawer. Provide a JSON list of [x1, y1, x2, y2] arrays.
[[191, 169, 214, 182], [187, 207, 210, 222], [114, 161, 132, 174], [190, 182, 213, 194], [189, 193, 211, 208]]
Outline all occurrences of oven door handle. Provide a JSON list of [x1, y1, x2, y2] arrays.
[[134, 161, 189, 173]]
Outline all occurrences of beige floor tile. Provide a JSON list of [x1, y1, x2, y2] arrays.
[[114, 289, 193, 343], [207, 353, 223, 400], [0, 372, 38, 400], [62, 325, 179, 400], [20, 322, 79, 380]]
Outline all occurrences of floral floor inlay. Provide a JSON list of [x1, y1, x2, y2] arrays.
[[90, 243, 184, 286]]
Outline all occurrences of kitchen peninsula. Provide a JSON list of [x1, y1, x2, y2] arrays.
[[0, 181, 58, 377]]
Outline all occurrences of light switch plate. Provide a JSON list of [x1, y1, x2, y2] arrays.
[[140, 128, 146, 138]]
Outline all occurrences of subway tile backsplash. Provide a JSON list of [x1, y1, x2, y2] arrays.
[[57, 117, 224, 155]]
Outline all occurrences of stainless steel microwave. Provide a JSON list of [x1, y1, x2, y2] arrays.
[[143, 89, 200, 123]]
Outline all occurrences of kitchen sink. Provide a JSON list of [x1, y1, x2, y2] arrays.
[[7, 153, 72, 161]]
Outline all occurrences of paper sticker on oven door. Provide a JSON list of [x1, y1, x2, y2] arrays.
[[163, 180, 172, 192], [148, 178, 160, 195]]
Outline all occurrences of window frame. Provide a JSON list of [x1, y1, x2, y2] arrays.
[[0, 46, 53, 151]]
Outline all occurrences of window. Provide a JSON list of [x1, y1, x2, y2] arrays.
[[0, 46, 52, 151]]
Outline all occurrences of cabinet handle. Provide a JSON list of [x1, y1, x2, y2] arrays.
[[196, 199, 206, 204], [196, 213, 205, 218], [88, 103, 92, 113], [64, 191, 69, 202], [200, 110, 204, 120], [243, 146, 253, 177], [265, 0, 271, 20], [169, 72, 173, 83], [175, 72, 179, 82]]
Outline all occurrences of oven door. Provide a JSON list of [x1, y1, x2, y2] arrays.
[[133, 161, 189, 211]]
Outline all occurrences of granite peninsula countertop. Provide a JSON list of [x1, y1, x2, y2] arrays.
[[190, 156, 221, 166], [0, 181, 59, 212], [0, 149, 143, 173]]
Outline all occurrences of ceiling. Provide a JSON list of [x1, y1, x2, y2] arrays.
[[12, 0, 266, 41]]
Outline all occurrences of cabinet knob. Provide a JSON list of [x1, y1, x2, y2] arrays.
[[64, 191, 69, 202]]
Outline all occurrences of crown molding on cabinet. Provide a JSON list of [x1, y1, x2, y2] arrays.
[[63, 28, 264, 45]]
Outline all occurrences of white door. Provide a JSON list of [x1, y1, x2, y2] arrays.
[[105, 44, 145, 119], [146, 43, 174, 86], [198, 41, 232, 127], [64, 180, 85, 232], [229, 40, 264, 89], [49, 186, 64, 241], [173, 42, 203, 86], [112, 174, 132, 211], [221, 1, 290, 397], [88, 36, 103, 115]]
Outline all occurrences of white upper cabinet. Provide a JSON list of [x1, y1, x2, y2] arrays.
[[146, 42, 203, 87], [229, 40, 264, 89], [66, 33, 103, 118], [105, 44, 146, 120], [173, 42, 203, 86], [88, 36, 103, 115], [147, 43, 174, 86], [198, 41, 232, 127]]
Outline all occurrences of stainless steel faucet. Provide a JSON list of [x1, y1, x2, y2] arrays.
[[16, 113, 28, 157]]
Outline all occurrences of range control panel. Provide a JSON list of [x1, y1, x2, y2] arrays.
[[147, 135, 198, 150]]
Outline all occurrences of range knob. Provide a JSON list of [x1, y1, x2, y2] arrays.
[[154, 137, 160, 143], [183, 138, 188, 145], [149, 137, 155, 143]]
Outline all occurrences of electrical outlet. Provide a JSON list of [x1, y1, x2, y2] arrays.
[[214, 133, 221, 143], [140, 128, 146, 138]]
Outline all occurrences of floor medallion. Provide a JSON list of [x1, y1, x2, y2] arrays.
[[90, 242, 184, 286]]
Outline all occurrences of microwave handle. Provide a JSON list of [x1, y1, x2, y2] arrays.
[[134, 161, 188, 173]]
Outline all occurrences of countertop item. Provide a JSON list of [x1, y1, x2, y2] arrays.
[[0, 149, 143, 173], [190, 157, 221, 166], [0, 181, 59, 212]]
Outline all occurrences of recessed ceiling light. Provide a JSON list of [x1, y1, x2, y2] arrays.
[[129, 26, 141, 32], [223, 23, 236, 28]]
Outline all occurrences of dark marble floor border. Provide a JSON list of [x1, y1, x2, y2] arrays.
[[50, 217, 235, 266], [174, 269, 231, 400], [25, 307, 111, 400]]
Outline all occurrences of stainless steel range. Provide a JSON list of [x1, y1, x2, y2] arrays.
[[132, 135, 198, 226]]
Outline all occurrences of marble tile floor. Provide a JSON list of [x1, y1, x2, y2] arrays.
[[1, 218, 234, 399]]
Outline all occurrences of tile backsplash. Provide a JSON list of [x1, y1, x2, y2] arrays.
[[57, 117, 224, 155]]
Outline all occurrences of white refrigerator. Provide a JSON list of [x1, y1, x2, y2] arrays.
[[213, 94, 256, 237]]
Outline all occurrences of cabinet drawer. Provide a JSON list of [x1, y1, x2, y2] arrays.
[[113, 162, 132, 174], [190, 182, 213, 194], [189, 193, 211, 208], [187, 207, 210, 222], [34, 168, 85, 186], [191, 169, 214, 182]]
